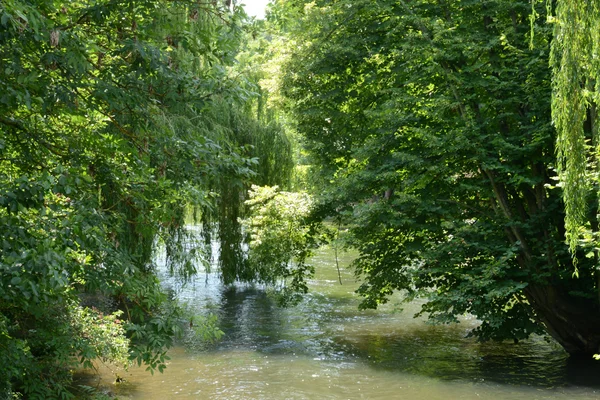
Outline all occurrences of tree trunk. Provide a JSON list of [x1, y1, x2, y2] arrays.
[[524, 284, 600, 356]]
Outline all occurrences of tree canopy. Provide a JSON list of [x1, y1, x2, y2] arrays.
[[0, 0, 294, 397], [550, 0, 600, 258], [5, 0, 600, 397], [277, 0, 600, 356]]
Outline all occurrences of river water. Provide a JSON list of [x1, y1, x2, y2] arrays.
[[86, 247, 600, 399]]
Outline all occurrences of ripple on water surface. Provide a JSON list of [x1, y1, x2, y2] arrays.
[[87, 247, 600, 399]]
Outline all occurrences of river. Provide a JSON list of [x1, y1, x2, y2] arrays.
[[84, 247, 600, 399]]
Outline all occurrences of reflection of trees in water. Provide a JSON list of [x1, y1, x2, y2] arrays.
[[211, 286, 329, 357], [329, 326, 600, 388], [191, 282, 600, 389], [215, 286, 284, 350]]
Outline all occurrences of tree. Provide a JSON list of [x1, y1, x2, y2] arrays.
[[548, 2, 600, 264], [197, 21, 296, 285], [0, 0, 294, 397], [243, 185, 321, 304], [279, 0, 600, 356]]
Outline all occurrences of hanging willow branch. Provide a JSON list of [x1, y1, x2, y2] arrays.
[[550, 0, 600, 260]]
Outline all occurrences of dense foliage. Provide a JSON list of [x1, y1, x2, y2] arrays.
[[243, 185, 322, 304], [278, 0, 600, 355], [5, 0, 600, 396], [0, 0, 294, 398], [549, 0, 600, 257]]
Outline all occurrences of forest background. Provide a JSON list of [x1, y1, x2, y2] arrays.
[[2, 0, 600, 398]]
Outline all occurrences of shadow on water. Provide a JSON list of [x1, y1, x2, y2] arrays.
[[323, 322, 600, 389], [216, 286, 279, 346], [160, 244, 600, 394], [80, 246, 600, 400], [201, 286, 322, 357], [214, 286, 286, 350], [184, 281, 600, 390], [564, 356, 600, 387]]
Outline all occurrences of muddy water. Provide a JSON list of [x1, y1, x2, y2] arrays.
[[87, 248, 600, 399]]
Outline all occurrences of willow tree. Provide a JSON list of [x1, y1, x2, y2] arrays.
[[194, 98, 294, 285], [280, 0, 600, 356], [550, 3, 600, 268], [0, 1, 294, 398]]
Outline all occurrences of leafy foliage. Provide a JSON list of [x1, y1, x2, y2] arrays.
[[196, 99, 294, 285], [0, 0, 294, 397], [182, 313, 224, 350], [279, 0, 600, 355], [548, 0, 600, 261], [243, 185, 322, 304]]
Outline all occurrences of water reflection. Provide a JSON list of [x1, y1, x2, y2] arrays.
[[171, 267, 600, 390], [217, 287, 283, 350], [334, 329, 571, 387], [90, 247, 600, 399]]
